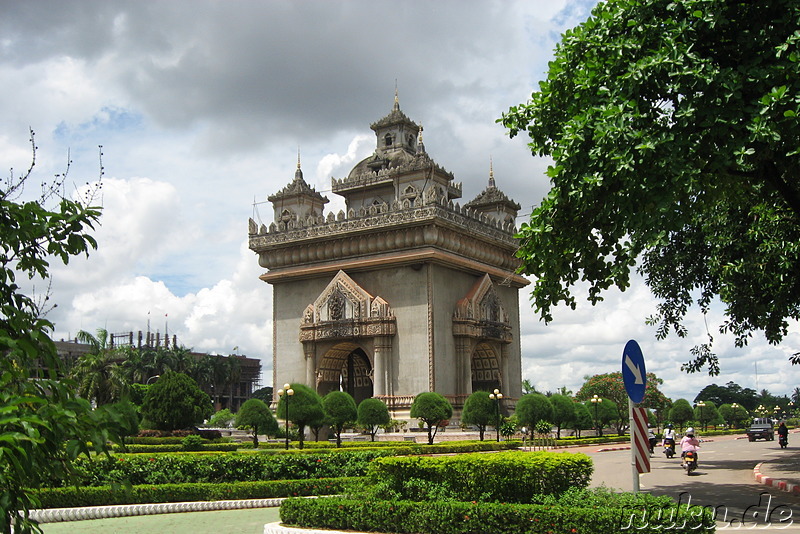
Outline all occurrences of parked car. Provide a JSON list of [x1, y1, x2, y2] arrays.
[[747, 417, 775, 441]]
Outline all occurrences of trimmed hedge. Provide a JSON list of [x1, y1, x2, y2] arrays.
[[280, 496, 715, 534], [34, 477, 358, 509], [60, 450, 389, 487], [125, 435, 230, 445], [368, 451, 592, 503], [113, 443, 242, 453]]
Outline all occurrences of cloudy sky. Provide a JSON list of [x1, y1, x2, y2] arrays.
[[2, 0, 796, 403]]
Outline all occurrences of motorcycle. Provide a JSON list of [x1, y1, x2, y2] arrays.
[[663, 440, 676, 458], [682, 451, 698, 475], [779, 435, 788, 449]]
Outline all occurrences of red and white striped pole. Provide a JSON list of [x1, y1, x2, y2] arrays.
[[629, 400, 651, 493]]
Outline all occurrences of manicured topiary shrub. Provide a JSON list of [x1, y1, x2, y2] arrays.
[[367, 451, 592, 503]]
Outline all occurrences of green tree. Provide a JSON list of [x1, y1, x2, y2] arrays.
[[235, 399, 278, 448], [521, 379, 538, 395], [0, 136, 125, 533], [694, 400, 720, 431], [500, 0, 800, 374], [252, 386, 274, 404], [276, 383, 324, 450], [207, 408, 235, 428], [102, 399, 140, 451], [356, 398, 390, 442], [576, 372, 669, 435], [515, 393, 554, 433], [572, 401, 594, 438], [669, 399, 695, 431], [583, 397, 617, 437], [70, 328, 128, 406], [548, 394, 576, 439], [694, 382, 758, 411], [719, 403, 749, 429], [410, 392, 453, 445], [141, 371, 213, 431], [461, 390, 497, 441], [322, 391, 358, 447]]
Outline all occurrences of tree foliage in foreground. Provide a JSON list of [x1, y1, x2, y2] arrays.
[[500, 0, 800, 374], [0, 134, 127, 533]]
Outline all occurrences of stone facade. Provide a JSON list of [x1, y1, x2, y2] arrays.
[[249, 95, 527, 422]]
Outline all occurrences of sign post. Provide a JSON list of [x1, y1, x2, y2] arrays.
[[622, 339, 649, 492]]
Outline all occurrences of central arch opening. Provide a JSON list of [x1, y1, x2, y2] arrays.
[[471, 342, 501, 393], [317, 342, 373, 404]]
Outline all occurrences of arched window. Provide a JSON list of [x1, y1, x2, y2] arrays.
[[384, 134, 393, 146]]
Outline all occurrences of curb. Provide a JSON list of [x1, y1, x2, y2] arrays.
[[264, 523, 360, 534], [596, 446, 631, 452], [29, 497, 286, 524], [753, 462, 800, 495]]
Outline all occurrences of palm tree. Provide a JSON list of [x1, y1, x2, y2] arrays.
[[120, 345, 150, 384], [522, 379, 538, 395], [71, 328, 127, 405], [188, 353, 215, 391], [210, 355, 230, 409]]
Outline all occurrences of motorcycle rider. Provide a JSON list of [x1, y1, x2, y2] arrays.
[[663, 424, 676, 455], [778, 421, 789, 445], [680, 427, 701, 467]]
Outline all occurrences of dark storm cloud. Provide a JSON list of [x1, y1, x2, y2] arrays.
[[2, 1, 533, 148]]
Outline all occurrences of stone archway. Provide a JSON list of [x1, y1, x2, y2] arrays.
[[317, 342, 374, 404], [471, 342, 501, 393], [300, 271, 396, 397], [453, 274, 513, 396]]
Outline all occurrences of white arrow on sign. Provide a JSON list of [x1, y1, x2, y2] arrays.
[[624, 354, 644, 384]]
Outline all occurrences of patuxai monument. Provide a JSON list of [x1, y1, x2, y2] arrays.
[[248, 94, 528, 423]]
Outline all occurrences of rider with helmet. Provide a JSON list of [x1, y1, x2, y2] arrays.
[[663, 423, 676, 456], [680, 427, 701, 466]]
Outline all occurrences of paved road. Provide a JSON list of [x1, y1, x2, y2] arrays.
[[580, 434, 800, 531]]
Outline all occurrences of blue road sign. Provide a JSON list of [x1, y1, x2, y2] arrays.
[[622, 340, 647, 404]]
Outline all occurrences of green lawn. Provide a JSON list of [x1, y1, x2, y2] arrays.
[[41, 507, 281, 534]]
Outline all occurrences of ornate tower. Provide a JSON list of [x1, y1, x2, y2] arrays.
[[249, 96, 528, 422]]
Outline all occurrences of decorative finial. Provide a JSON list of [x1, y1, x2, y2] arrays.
[[295, 148, 303, 181], [394, 80, 400, 111], [416, 124, 425, 154], [488, 156, 496, 189]]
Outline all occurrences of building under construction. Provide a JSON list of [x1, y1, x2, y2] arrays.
[[55, 330, 262, 413]]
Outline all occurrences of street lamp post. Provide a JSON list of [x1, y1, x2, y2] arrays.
[[757, 404, 767, 417], [591, 395, 603, 437], [697, 401, 706, 432], [488, 389, 503, 442], [277, 383, 294, 450], [774, 405, 783, 421], [789, 401, 795, 417]]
